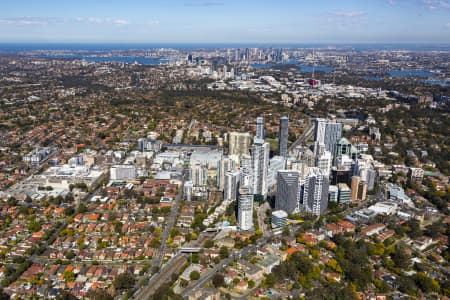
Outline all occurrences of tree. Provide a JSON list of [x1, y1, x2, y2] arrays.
[[203, 239, 214, 248], [108, 211, 117, 221], [391, 245, 410, 269], [212, 273, 225, 288], [64, 206, 75, 216], [65, 251, 75, 260], [151, 283, 178, 300], [425, 221, 443, 238], [24, 195, 32, 203], [398, 275, 417, 296], [248, 280, 255, 288], [64, 193, 74, 203], [87, 289, 114, 300], [189, 271, 200, 280], [113, 272, 136, 290], [414, 272, 440, 294], [27, 220, 41, 232], [264, 273, 276, 288], [7, 197, 17, 206], [74, 182, 87, 191], [219, 246, 229, 259], [190, 253, 199, 264], [56, 290, 77, 300], [0, 289, 9, 300], [406, 219, 422, 239], [113, 221, 123, 234], [63, 270, 75, 282], [77, 203, 88, 213]]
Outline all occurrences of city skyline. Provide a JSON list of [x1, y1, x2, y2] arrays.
[[1, 0, 449, 43]]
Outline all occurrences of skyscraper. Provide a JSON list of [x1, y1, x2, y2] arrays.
[[302, 168, 329, 215], [278, 116, 289, 158], [367, 169, 377, 191], [267, 156, 286, 189], [229, 132, 252, 158], [338, 183, 351, 204], [252, 138, 270, 196], [190, 164, 208, 187], [239, 155, 253, 193], [316, 150, 332, 176], [256, 117, 264, 140], [336, 137, 357, 159], [324, 122, 343, 159], [224, 170, 240, 201], [275, 170, 300, 214], [235, 48, 240, 61], [217, 157, 234, 191], [184, 181, 193, 201], [350, 176, 361, 203], [314, 118, 327, 144], [313, 118, 342, 160], [238, 187, 253, 230], [137, 138, 146, 152]]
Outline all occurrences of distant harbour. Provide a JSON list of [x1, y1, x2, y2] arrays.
[[298, 65, 334, 73], [422, 79, 449, 86], [387, 69, 435, 78]]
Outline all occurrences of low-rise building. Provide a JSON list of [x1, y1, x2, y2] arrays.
[[257, 254, 281, 274], [271, 210, 288, 229], [361, 224, 386, 236]]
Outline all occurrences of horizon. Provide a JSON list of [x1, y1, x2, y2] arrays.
[[1, 42, 450, 52], [1, 0, 450, 44]]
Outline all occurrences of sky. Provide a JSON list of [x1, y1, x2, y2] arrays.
[[0, 0, 449, 44]]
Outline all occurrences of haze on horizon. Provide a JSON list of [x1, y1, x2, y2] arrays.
[[0, 0, 449, 44]]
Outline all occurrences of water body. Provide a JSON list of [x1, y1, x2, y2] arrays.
[[363, 75, 448, 86], [363, 76, 384, 81], [387, 70, 435, 78], [298, 65, 334, 73], [422, 79, 449, 86], [251, 63, 289, 69]]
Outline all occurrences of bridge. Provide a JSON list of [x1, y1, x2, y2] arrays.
[[179, 247, 202, 253], [203, 227, 220, 232]]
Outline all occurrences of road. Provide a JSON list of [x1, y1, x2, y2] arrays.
[[181, 257, 232, 298], [135, 254, 188, 300], [180, 238, 268, 298], [184, 119, 197, 143], [287, 121, 314, 153], [130, 170, 187, 299], [152, 170, 187, 268]]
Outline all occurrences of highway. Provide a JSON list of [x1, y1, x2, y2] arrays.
[[287, 121, 314, 153], [180, 239, 267, 298], [130, 170, 187, 299], [152, 173, 186, 268], [134, 254, 188, 300]]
